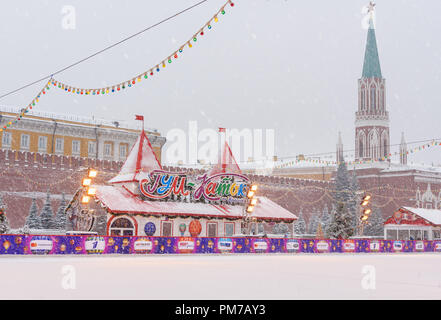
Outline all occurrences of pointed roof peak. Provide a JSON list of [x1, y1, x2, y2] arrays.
[[208, 141, 242, 176], [362, 2, 382, 78], [109, 130, 162, 184]]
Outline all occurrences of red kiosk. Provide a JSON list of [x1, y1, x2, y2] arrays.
[[93, 129, 297, 237]]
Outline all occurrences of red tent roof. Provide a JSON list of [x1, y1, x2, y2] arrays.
[[109, 130, 162, 184], [208, 142, 242, 176]]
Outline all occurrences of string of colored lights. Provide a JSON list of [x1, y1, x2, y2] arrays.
[[50, 1, 235, 96], [0, 0, 212, 101], [0, 79, 51, 132], [274, 140, 441, 169], [0, 1, 235, 132]]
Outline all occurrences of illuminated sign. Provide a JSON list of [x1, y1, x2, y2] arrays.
[[139, 170, 250, 204]]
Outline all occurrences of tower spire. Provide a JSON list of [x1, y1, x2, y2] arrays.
[[362, 2, 382, 78], [355, 2, 389, 163]]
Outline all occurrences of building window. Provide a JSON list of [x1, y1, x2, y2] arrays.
[[360, 90, 365, 110], [207, 222, 217, 237], [72, 140, 80, 155], [55, 138, 64, 153], [225, 223, 234, 236], [38, 136, 47, 152], [88, 141, 96, 156], [161, 221, 173, 237], [119, 144, 127, 158], [104, 143, 112, 157], [20, 134, 30, 150], [370, 87, 376, 110], [1, 132, 11, 147], [109, 217, 135, 236]]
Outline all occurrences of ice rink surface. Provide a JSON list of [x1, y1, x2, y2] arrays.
[[1, 253, 441, 299]]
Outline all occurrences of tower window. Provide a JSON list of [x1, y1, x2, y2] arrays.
[[361, 91, 365, 110], [370, 87, 376, 110]]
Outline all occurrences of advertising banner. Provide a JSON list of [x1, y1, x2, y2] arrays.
[[0, 235, 440, 255]]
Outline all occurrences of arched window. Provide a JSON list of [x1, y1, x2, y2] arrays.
[[368, 130, 379, 160], [109, 217, 135, 236], [370, 86, 376, 110]]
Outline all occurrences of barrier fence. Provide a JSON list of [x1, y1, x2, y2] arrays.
[[0, 234, 440, 255]]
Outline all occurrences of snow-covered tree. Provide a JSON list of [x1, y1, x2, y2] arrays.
[[363, 207, 384, 237], [320, 206, 331, 231], [0, 194, 9, 234], [326, 202, 353, 239], [39, 191, 56, 230], [25, 198, 41, 229], [293, 210, 306, 235], [308, 213, 319, 235], [330, 161, 358, 238], [348, 169, 360, 231], [54, 193, 67, 230]]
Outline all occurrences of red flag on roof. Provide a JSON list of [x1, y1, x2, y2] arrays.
[[218, 127, 226, 133], [135, 115, 144, 121]]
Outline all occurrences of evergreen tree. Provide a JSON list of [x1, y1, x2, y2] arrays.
[[54, 193, 67, 230], [331, 161, 358, 238], [293, 211, 306, 235], [308, 213, 319, 235], [348, 169, 360, 231], [0, 194, 9, 234], [40, 191, 56, 230], [326, 202, 353, 239], [363, 207, 384, 237], [320, 206, 331, 231], [25, 198, 41, 229]]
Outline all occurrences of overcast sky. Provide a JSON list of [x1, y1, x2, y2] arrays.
[[1, 0, 440, 165]]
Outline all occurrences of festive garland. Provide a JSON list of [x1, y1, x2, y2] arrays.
[[275, 140, 441, 169], [51, 1, 234, 96], [0, 1, 235, 132], [0, 79, 51, 133]]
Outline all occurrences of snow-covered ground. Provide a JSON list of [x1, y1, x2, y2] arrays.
[[1, 253, 441, 299]]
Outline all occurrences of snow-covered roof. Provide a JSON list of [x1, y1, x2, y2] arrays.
[[402, 207, 441, 226], [109, 130, 162, 184], [95, 185, 297, 222]]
